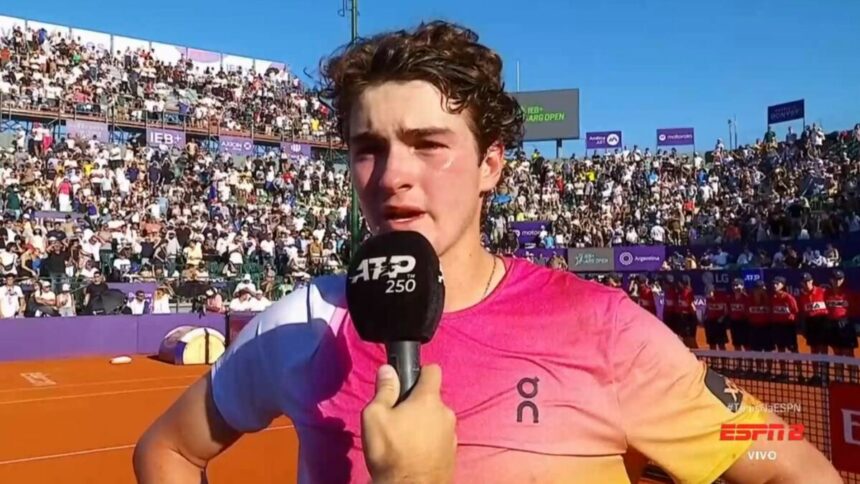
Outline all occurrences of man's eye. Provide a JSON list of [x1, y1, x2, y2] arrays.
[[415, 141, 446, 150]]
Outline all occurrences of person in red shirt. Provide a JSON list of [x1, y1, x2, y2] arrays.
[[704, 285, 728, 351], [661, 274, 678, 334], [727, 278, 750, 351], [676, 275, 697, 349], [635, 275, 657, 316], [825, 270, 857, 382], [747, 280, 773, 375], [798, 273, 830, 383], [770, 277, 800, 381]]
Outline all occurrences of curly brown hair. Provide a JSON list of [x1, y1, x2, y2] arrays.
[[319, 20, 524, 154]]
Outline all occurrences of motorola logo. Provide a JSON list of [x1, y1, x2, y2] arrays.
[[516, 377, 540, 424], [658, 133, 667, 142]]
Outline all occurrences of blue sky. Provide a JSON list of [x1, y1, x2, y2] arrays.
[[3, 0, 859, 157]]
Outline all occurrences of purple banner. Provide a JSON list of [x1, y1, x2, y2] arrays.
[[614, 246, 666, 271], [281, 142, 312, 158], [0, 314, 226, 362], [656, 127, 695, 147], [509, 221, 551, 249], [219, 135, 255, 156], [65, 119, 109, 143], [585, 131, 622, 150], [147, 127, 186, 149], [514, 248, 567, 261], [768, 99, 805, 124]]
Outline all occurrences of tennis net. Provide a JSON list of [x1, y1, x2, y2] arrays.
[[643, 350, 860, 484]]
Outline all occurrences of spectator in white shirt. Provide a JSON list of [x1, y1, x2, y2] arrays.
[[126, 291, 149, 315], [233, 274, 256, 296], [250, 290, 272, 312], [228, 289, 254, 312], [0, 275, 25, 318], [56, 284, 75, 317], [32, 280, 57, 317]]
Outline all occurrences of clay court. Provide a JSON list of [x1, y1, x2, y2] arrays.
[[0, 356, 299, 483]]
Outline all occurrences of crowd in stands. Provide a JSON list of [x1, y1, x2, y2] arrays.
[[486, 123, 860, 256], [0, 23, 338, 142], [0, 24, 858, 317]]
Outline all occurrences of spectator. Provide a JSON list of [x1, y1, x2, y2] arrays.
[[126, 290, 150, 315], [151, 288, 171, 314], [0, 275, 24, 318], [56, 283, 75, 317]]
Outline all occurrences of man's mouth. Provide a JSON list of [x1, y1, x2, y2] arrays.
[[382, 206, 426, 223]]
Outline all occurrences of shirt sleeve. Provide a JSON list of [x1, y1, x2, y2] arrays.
[[611, 295, 767, 484], [210, 278, 342, 433]]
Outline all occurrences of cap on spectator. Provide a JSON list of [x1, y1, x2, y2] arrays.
[[681, 275, 691, 284], [755, 280, 766, 288], [801, 273, 814, 282], [732, 278, 744, 287], [832, 270, 845, 280], [61, 283, 70, 292], [243, 274, 251, 281], [41, 280, 50, 287], [773, 276, 787, 285], [23, 214, 30, 219], [205, 289, 215, 297]]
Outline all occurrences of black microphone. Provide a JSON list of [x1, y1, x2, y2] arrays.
[[346, 231, 445, 404]]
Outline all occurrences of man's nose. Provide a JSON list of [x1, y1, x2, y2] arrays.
[[373, 144, 420, 195]]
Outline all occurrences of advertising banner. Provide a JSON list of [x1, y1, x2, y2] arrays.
[[656, 127, 695, 147], [509, 221, 550, 248], [585, 131, 622, 150], [567, 248, 614, 272], [147, 127, 186, 148], [219, 135, 254, 156], [511, 89, 580, 142], [281, 141, 312, 158], [829, 382, 860, 473], [614, 246, 666, 272], [767, 99, 805, 124], [65, 119, 109, 143]]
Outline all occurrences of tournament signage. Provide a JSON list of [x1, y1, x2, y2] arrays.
[[509, 221, 550, 249], [767, 99, 805, 124], [65, 120, 109, 143], [280, 141, 312, 158], [828, 382, 860, 473], [567, 248, 614, 272], [511, 89, 580, 142], [219, 135, 254, 156], [147, 128, 186, 148], [585, 131, 622, 150], [614, 246, 666, 272], [656, 127, 695, 147]]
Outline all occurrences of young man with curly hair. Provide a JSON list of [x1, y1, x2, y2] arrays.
[[134, 21, 841, 484]]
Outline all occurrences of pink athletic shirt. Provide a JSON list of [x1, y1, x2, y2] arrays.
[[211, 258, 765, 483]]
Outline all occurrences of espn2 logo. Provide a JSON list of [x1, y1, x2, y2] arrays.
[[720, 423, 805, 441], [350, 256, 418, 294]]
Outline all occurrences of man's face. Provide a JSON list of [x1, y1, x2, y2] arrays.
[[347, 80, 502, 256]]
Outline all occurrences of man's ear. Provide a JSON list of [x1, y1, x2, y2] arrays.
[[479, 142, 505, 193]]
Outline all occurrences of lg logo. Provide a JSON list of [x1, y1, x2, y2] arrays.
[[516, 377, 540, 424], [350, 255, 416, 284]]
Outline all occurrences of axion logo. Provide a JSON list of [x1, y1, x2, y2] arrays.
[[350, 256, 416, 283]]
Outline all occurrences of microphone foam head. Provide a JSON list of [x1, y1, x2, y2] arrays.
[[346, 231, 444, 344]]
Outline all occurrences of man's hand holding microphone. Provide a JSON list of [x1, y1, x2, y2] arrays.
[[362, 364, 456, 484], [346, 231, 456, 484]]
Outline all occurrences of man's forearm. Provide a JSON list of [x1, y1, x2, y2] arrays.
[[133, 443, 208, 484]]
